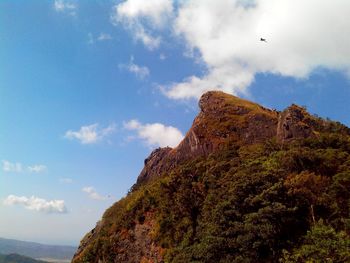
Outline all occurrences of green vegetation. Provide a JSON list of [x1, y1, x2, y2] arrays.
[[154, 135, 350, 262], [76, 130, 350, 262], [280, 220, 350, 263]]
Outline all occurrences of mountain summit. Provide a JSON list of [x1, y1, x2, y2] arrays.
[[73, 91, 350, 263], [136, 91, 337, 186]]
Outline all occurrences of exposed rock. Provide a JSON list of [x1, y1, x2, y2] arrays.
[[131, 91, 340, 187], [135, 91, 280, 185], [107, 213, 163, 263], [136, 147, 172, 185], [175, 91, 278, 158], [277, 104, 313, 142]]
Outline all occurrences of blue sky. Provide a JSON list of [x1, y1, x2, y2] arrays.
[[1, 0, 350, 246]]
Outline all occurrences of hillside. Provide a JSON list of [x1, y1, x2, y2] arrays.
[[0, 253, 47, 263], [73, 91, 350, 263], [0, 238, 75, 262]]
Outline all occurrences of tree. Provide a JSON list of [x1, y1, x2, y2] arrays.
[[280, 221, 350, 263]]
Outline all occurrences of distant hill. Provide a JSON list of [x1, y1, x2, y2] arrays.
[[0, 238, 76, 261], [73, 91, 350, 262], [0, 253, 47, 263]]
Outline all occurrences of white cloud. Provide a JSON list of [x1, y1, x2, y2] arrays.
[[111, 0, 173, 49], [124, 119, 184, 148], [28, 165, 47, 173], [3, 195, 67, 214], [64, 123, 116, 144], [166, 0, 350, 99], [114, 0, 173, 26], [133, 26, 160, 50], [114, 0, 350, 99], [164, 64, 254, 99], [120, 57, 150, 79], [97, 33, 113, 41], [82, 187, 106, 201], [88, 33, 113, 44], [2, 160, 23, 173], [2, 161, 47, 174], [54, 0, 77, 16], [59, 178, 73, 184]]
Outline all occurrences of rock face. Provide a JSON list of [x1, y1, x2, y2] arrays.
[[277, 104, 314, 142], [175, 91, 278, 157], [136, 147, 172, 185], [106, 213, 163, 263], [135, 91, 318, 185], [73, 213, 162, 263], [73, 91, 340, 263]]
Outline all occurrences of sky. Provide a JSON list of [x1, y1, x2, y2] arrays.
[[1, 0, 350, 246]]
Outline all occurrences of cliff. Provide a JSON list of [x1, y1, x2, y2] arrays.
[[136, 91, 328, 185], [73, 91, 350, 263]]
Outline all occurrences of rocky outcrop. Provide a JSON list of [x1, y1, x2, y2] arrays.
[[133, 91, 331, 185], [135, 91, 280, 184], [106, 214, 163, 263], [136, 147, 172, 185], [73, 213, 163, 263], [277, 104, 313, 142]]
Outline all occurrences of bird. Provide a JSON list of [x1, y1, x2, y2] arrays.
[[260, 38, 267, 42]]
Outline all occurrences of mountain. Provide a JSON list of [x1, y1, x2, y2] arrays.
[[0, 253, 47, 263], [0, 238, 76, 262], [73, 91, 350, 263]]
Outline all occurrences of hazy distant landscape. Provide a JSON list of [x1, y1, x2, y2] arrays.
[[0, 253, 48, 263], [0, 238, 76, 263]]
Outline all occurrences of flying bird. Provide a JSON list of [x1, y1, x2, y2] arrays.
[[260, 38, 267, 42]]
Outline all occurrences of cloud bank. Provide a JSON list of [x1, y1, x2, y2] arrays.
[[115, 0, 350, 99], [124, 119, 184, 148], [3, 195, 67, 214]]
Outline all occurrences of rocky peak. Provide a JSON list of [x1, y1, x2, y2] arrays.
[[136, 91, 280, 185], [135, 91, 329, 186], [199, 91, 253, 115], [177, 91, 279, 153]]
